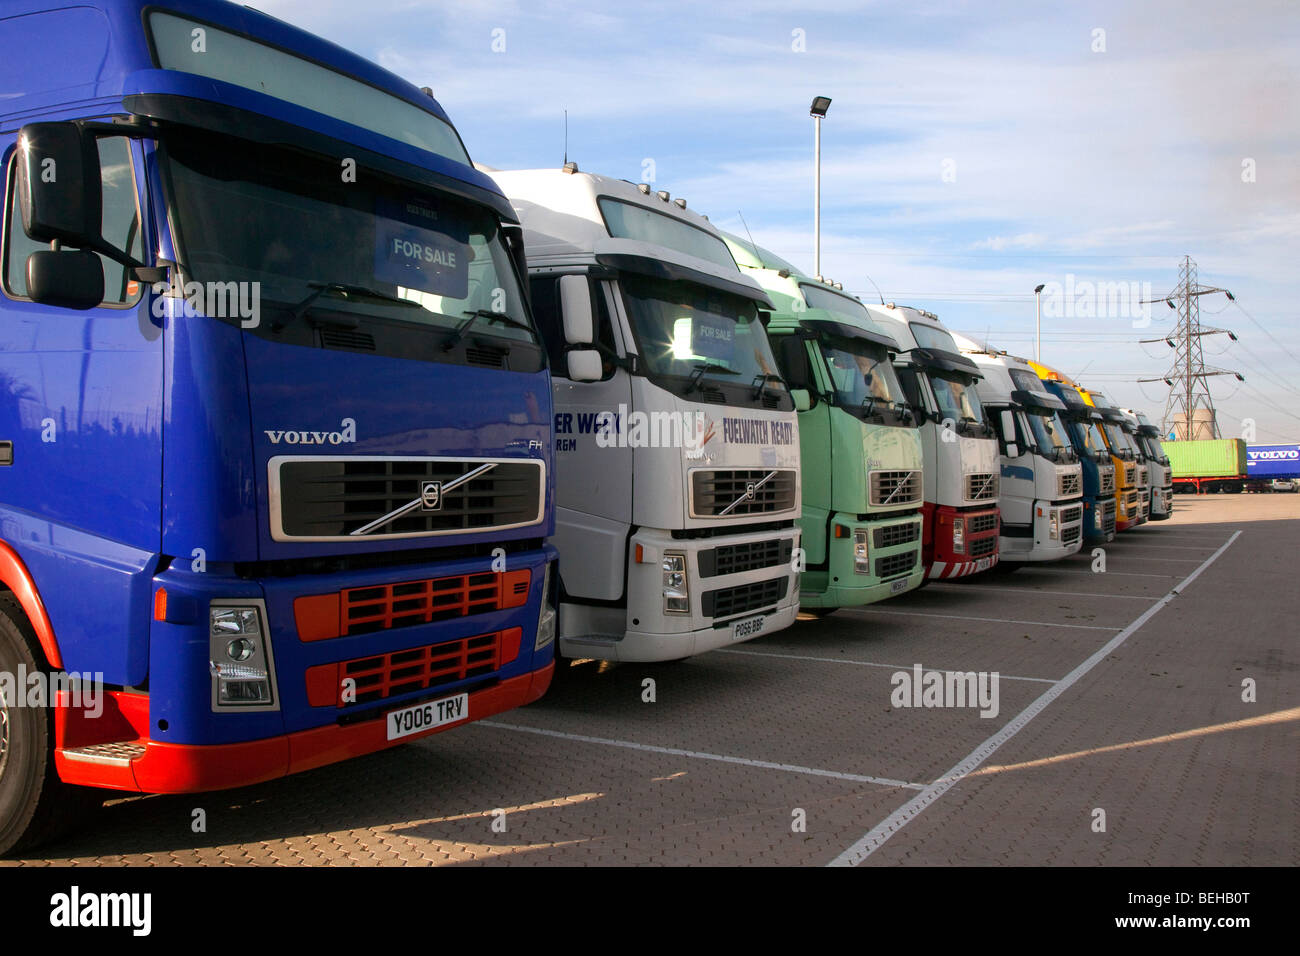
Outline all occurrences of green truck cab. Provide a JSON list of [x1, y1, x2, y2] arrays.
[[724, 235, 925, 610]]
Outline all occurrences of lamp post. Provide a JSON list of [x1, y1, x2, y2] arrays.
[[810, 96, 831, 277], [1033, 283, 1045, 361]]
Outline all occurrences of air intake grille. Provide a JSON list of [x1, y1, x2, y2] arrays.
[[1124, 464, 1136, 484], [699, 539, 793, 577], [273, 458, 543, 539], [969, 512, 1000, 535], [965, 472, 999, 501], [873, 522, 920, 549], [870, 470, 922, 506], [320, 328, 375, 352], [970, 536, 997, 557], [1058, 472, 1082, 497], [1138, 466, 1149, 487], [306, 628, 521, 708], [1061, 505, 1083, 526], [875, 550, 918, 579], [1062, 524, 1081, 545], [1100, 470, 1115, 494], [702, 577, 789, 619], [690, 469, 797, 517]]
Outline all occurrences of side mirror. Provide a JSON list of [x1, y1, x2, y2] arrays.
[[26, 249, 103, 310], [566, 349, 602, 382], [1005, 441, 1021, 458], [16, 122, 102, 250], [559, 275, 593, 346], [790, 388, 812, 412]]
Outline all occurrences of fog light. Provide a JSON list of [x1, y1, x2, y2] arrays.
[[853, 529, 870, 574], [1049, 510, 1060, 540], [663, 551, 688, 613], [952, 517, 966, 555]]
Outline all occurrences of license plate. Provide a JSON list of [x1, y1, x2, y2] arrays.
[[385, 693, 468, 741], [974, 557, 995, 572], [731, 614, 766, 642], [890, 577, 910, 594]]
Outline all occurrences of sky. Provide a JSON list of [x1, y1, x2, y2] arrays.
[[261, 0, 1300, 442]]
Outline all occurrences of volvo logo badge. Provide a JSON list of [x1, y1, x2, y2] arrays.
[[420, 480, 443, 511], [744, 482, 757, 499]]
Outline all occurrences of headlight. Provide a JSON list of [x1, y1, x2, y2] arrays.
[[663, 551, 688, 613], [209, 602, 276, 709], [853, 529, 870, 573], [951, 517, 965, 554], [535, 562, 557, 650], [1049, 510, 1060, 540], [1093, 505, 1103, 530]]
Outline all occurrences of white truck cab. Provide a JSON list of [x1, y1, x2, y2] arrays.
[[487, 166, 802, 661], [954, 335, 1085, 563], [1121, 408, 1171, 520]]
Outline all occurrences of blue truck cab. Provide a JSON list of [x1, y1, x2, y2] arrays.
[[0, 0, 556, 854], [1033, 371, 1117, 543]]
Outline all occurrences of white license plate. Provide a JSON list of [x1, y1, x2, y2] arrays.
[[731, 614, 766, 642], [889, 577, 910, 594], [974, 557, 995, 572], [385, 693, 469, 741]]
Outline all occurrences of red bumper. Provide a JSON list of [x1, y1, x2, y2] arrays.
[[55, 663, 553, 794], [924, 502, 1000, 579]]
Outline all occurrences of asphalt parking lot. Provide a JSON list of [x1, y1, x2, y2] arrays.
[[4, 494, 1296, 867]]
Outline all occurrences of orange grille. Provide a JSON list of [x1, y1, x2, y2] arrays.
[[295, 569, 530, 642], [305, 627, 522, 708]]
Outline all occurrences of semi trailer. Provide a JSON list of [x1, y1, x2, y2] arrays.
[[954, 339, 1085, 564], [722, 235, 924, 611], [861, 305, 1000, 578], [487, 167, 801, 662], [1165, 439, 1249, 494], [0, 0, 559, 854]]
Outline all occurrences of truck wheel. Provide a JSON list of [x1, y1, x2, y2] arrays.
[[0, 595, 101, 857]]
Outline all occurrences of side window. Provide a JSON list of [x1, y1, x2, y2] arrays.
[[771, 332, 815, 391], [3, 135, 143, 307], [527, 275, 617, 380], [896, 366, 924, 409]]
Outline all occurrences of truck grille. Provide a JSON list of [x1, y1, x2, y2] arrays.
[[1138, 466, 1149, 488], [702, 577, 789, 619], [305, 627, 521, 708], [1125, 490, 1139, 513], [970, 536, 997, 557], [1124, 464, 1136, 484], [1061, 505, 1083, 526], [295, 569, 531, 642], [873, 522, 920, 549], [690, 469, 797, 517], [272, 457, 544, 540], [1058, 472, 1081, 497], [1100, 470, 1115, 494], [870, 470, 922, 507], [1062, 524, 1081, 545], [969, 512, 1000, 534], [1102, 498, 1116, 535], [699, 539, 793, 577], [965, 472, 999, 501], [875, 551, 918, 579]]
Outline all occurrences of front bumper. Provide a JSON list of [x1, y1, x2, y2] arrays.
[[926, 502, 1000, 579], [560, 524, 801, 662], [800, 511, 924, 608]]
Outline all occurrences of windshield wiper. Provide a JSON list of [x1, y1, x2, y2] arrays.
[[751, 373, 784, 402], [688, 363, 740, 392], [272, 281, 419, 331], [444, 309, 536, 351]]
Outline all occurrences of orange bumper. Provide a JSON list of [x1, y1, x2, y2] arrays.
[[55, 663, 553, 794]]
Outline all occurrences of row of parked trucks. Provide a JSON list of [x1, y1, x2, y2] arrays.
[[0, 0, 1179, 853]]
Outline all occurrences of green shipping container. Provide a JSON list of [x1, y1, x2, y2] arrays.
[[1164, 439, 1247, 478]]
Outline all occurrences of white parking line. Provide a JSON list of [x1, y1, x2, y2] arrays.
[[714, 648, 1059, 684], [926, 583, 1159, 601], [1112, 544, 1221, 552], [1035, 568, 1178, 579], [844, 608, 1120, 631], [480, 721, 929, 791], [827, 530, 1241, 867]]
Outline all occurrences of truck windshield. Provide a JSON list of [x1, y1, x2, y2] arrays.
[[619, 273, 786, 407], [1100, 421, 1136, 459], [928, 373, 987, 432], [816, 335, 910, 425], [1078, 419, 1108, 459], [162, 128, 535, 349], [1025, 409, 1076, 462]]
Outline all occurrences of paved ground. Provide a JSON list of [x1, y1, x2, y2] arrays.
[[4, 494, 1296, 866]]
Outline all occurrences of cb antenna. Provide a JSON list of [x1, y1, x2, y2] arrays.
[[737, 210, 760, 261], [563, 110, 568, 166]]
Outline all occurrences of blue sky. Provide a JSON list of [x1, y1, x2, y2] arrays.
[[263, 0, 1300, 442]]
